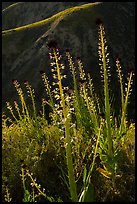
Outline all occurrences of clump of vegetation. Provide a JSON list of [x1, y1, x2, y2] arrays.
[[2, 21, 135, 202]]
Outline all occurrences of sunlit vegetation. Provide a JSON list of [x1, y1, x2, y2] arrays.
[[2, 21, 135, 202]]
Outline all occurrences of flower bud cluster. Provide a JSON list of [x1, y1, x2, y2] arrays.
[[24, 80, 35, 99], [41, 72, 52, 98], [98, 24, 111, 82], [66, 50, 77, 76], [12, 79, 24, 97], [77, 59, 86, 82]]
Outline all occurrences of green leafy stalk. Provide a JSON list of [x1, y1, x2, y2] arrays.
[[99, 23, 113, 157]]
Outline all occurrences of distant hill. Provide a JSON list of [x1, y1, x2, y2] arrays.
[[2, 2, 87, 30], [2, 2, 135, 120]]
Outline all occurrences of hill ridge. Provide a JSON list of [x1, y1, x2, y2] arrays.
[[2, 2, 101, 34]]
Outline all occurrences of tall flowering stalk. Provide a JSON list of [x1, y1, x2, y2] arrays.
[[98, 21, 113, 157], [65, 51, 84, 130], [77, 58, 99, 132], [47, 41, 78, 202], [24, 80, 37, 118], [6, 80, 30, 121], [116, 58, 134, 139]]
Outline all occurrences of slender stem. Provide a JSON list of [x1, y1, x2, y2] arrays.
[[86, 120, 102, 184], [54, 50, 78, 201]]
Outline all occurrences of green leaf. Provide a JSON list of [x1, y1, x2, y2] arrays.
[[83, 166, 87, 184], [84, 183, 94, 202], [79, 183, 94, 202]]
